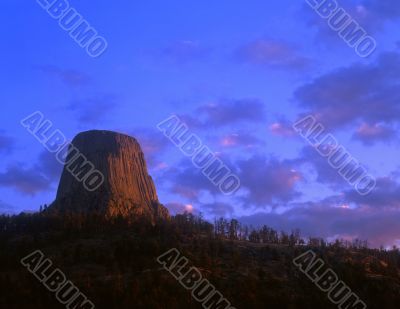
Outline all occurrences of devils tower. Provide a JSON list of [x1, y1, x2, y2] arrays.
[[50, 130, 170, 222]]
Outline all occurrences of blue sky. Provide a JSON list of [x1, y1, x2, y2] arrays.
[[1, 0, 400, 247]]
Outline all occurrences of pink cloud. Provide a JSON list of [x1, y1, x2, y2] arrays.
[[165, 202, 195, 215], [353, 123, 397, 145], [219, 133, 263, 148], [269, 122, 296, 137]]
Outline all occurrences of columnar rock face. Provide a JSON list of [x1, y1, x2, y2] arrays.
[[51, 130, 170, 222]]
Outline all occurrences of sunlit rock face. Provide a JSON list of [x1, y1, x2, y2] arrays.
[[51, 130, 170, 222]]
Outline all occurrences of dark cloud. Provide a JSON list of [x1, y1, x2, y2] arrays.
[[161, 201, 231, 219], [0, 149, 65, 196], [237, 155, 303, 207], [164, 162, 222, 199], [236, 39, 311, 71], [301, 1, 392, 47], [294, 52, 400, 129], [237, 174, 400, 247], [160, 151, 240, 200], [200, 202, 234, 217], [177, 114, 206, 129], [68, 94, 118, 124], [345, 176, 400, 209], [239, 203, 400, 248], [0, 132, 15, 154], [0, 165, 52, 195], [130, 128, 171, 169], [298, 146, 356, 189], [297, 144, 377, 194], [0, 200, 18, 215], [35, 151, 63, 182], [161, 154, 302, 208], [170, 184, 201, 200], [352, 123, 398, 145], [38, 65, 91, 88], [176, 98, 266, 131]]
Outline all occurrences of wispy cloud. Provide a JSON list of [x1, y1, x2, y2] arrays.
[[237, 39, 311, 71], [269, 121, 296, 137], [37, 65, 91, 88], [67, 94, 119, 125], [0, 165, 52, 196], [218, 133, 264, 149], [180, 98, 267, 129], [161, 40, 210, 64]]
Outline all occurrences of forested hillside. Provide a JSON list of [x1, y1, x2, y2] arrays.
[[0, 213, 399, 308]]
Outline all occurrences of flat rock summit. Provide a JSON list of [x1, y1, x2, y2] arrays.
[[50, 130, 170, 222]]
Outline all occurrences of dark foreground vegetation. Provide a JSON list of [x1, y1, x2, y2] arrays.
[[0, 212, 399, 308]]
